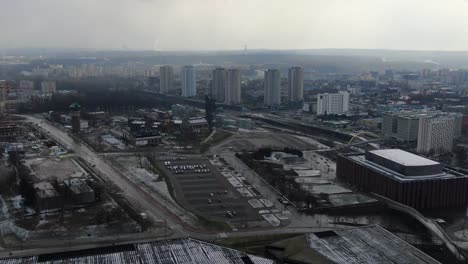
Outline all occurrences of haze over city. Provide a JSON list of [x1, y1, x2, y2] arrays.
[[2, 0, 468, 51]]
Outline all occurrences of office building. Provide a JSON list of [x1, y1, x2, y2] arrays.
[[181, 65, 196, 97], [264, 69, 281, 106], [212, 68, 226, 102], [417, 116, 455, 154], [225, 68, 241, 105], [316, 92, 349, 115], [337, 149, 468, 209], [288, 66, 304, 102], [159, 65, 174, 94]]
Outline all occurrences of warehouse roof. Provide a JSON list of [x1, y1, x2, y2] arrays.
[[307, 225, 440, 264], [0, 238, 274, 264]]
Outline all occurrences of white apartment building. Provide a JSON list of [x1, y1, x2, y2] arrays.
[[316, 92, 349, 115], [417, 116, 455, 154]]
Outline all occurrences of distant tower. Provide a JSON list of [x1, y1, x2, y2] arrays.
[[288, 66, 304, 102], [159, 65, 174, 94], [181, 65, 196, 97], [264, 69, 281, 106], [70, 102, 81, 133]]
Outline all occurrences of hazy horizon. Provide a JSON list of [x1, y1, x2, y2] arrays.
[[2, 0, 468, 51]]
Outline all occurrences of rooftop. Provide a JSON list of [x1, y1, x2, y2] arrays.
[[0, 238, 274, 264], [368, 149, 439, 167], [307, 225, 440, 264]]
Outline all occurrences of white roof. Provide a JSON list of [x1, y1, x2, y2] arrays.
[[369, 149, 439, 166]]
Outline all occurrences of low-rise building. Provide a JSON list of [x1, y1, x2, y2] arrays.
[[62, 178, 95, 204], [34, 181, 62, 211], [188, 117, 209, 133]]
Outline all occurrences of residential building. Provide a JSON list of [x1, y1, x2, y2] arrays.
[[288, 66, 304, 102], [382, 111, 462, 143], [159, 65, 174, 94], [264, 69, 281, 106], [417, 115, 455, 154], [316, 92, 349, 115], [225, 68, 241, 105], [337, 149, 468, 209], [19, 80, 34, 90], [212, 68, 226, 102], [181, 65, 196, 97], [41, 81, 56, 95]]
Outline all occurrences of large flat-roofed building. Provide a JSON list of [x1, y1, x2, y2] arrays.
[[337, 149, 468, 209], [266, 225, 440, 264], [0, 238, 274, 264]]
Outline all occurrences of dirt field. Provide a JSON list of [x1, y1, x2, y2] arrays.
[[212, 132, 325, 153]]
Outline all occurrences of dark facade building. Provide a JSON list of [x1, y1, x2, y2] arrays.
[[337, 149, 468, 210]]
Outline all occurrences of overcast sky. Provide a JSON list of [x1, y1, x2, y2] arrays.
[[1, 0, 468, 51]]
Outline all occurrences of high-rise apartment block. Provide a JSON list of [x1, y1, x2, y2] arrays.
[[417, 116, 455, 154], [181, 65, 196, 97], [212, 68, 226, 102], [159, 65, 174, 94], [288, 67, 304, 102], [382, 111, 462, 149], [224, 69, 241, 105], [211, 68, 241, 105], [41, 81, 56, 95], [316, 92, 349, 115], [264, 69, 281, 106]]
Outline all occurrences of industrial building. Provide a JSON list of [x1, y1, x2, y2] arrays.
[[0, 238, 274, 263], [337, 149, 468, 209], [62, 178, 95, 205], [34, 181, 63, 211], [266, 225, 440, 264]]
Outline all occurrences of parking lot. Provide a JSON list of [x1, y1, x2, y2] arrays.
[[157, 159, 267, 225]]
